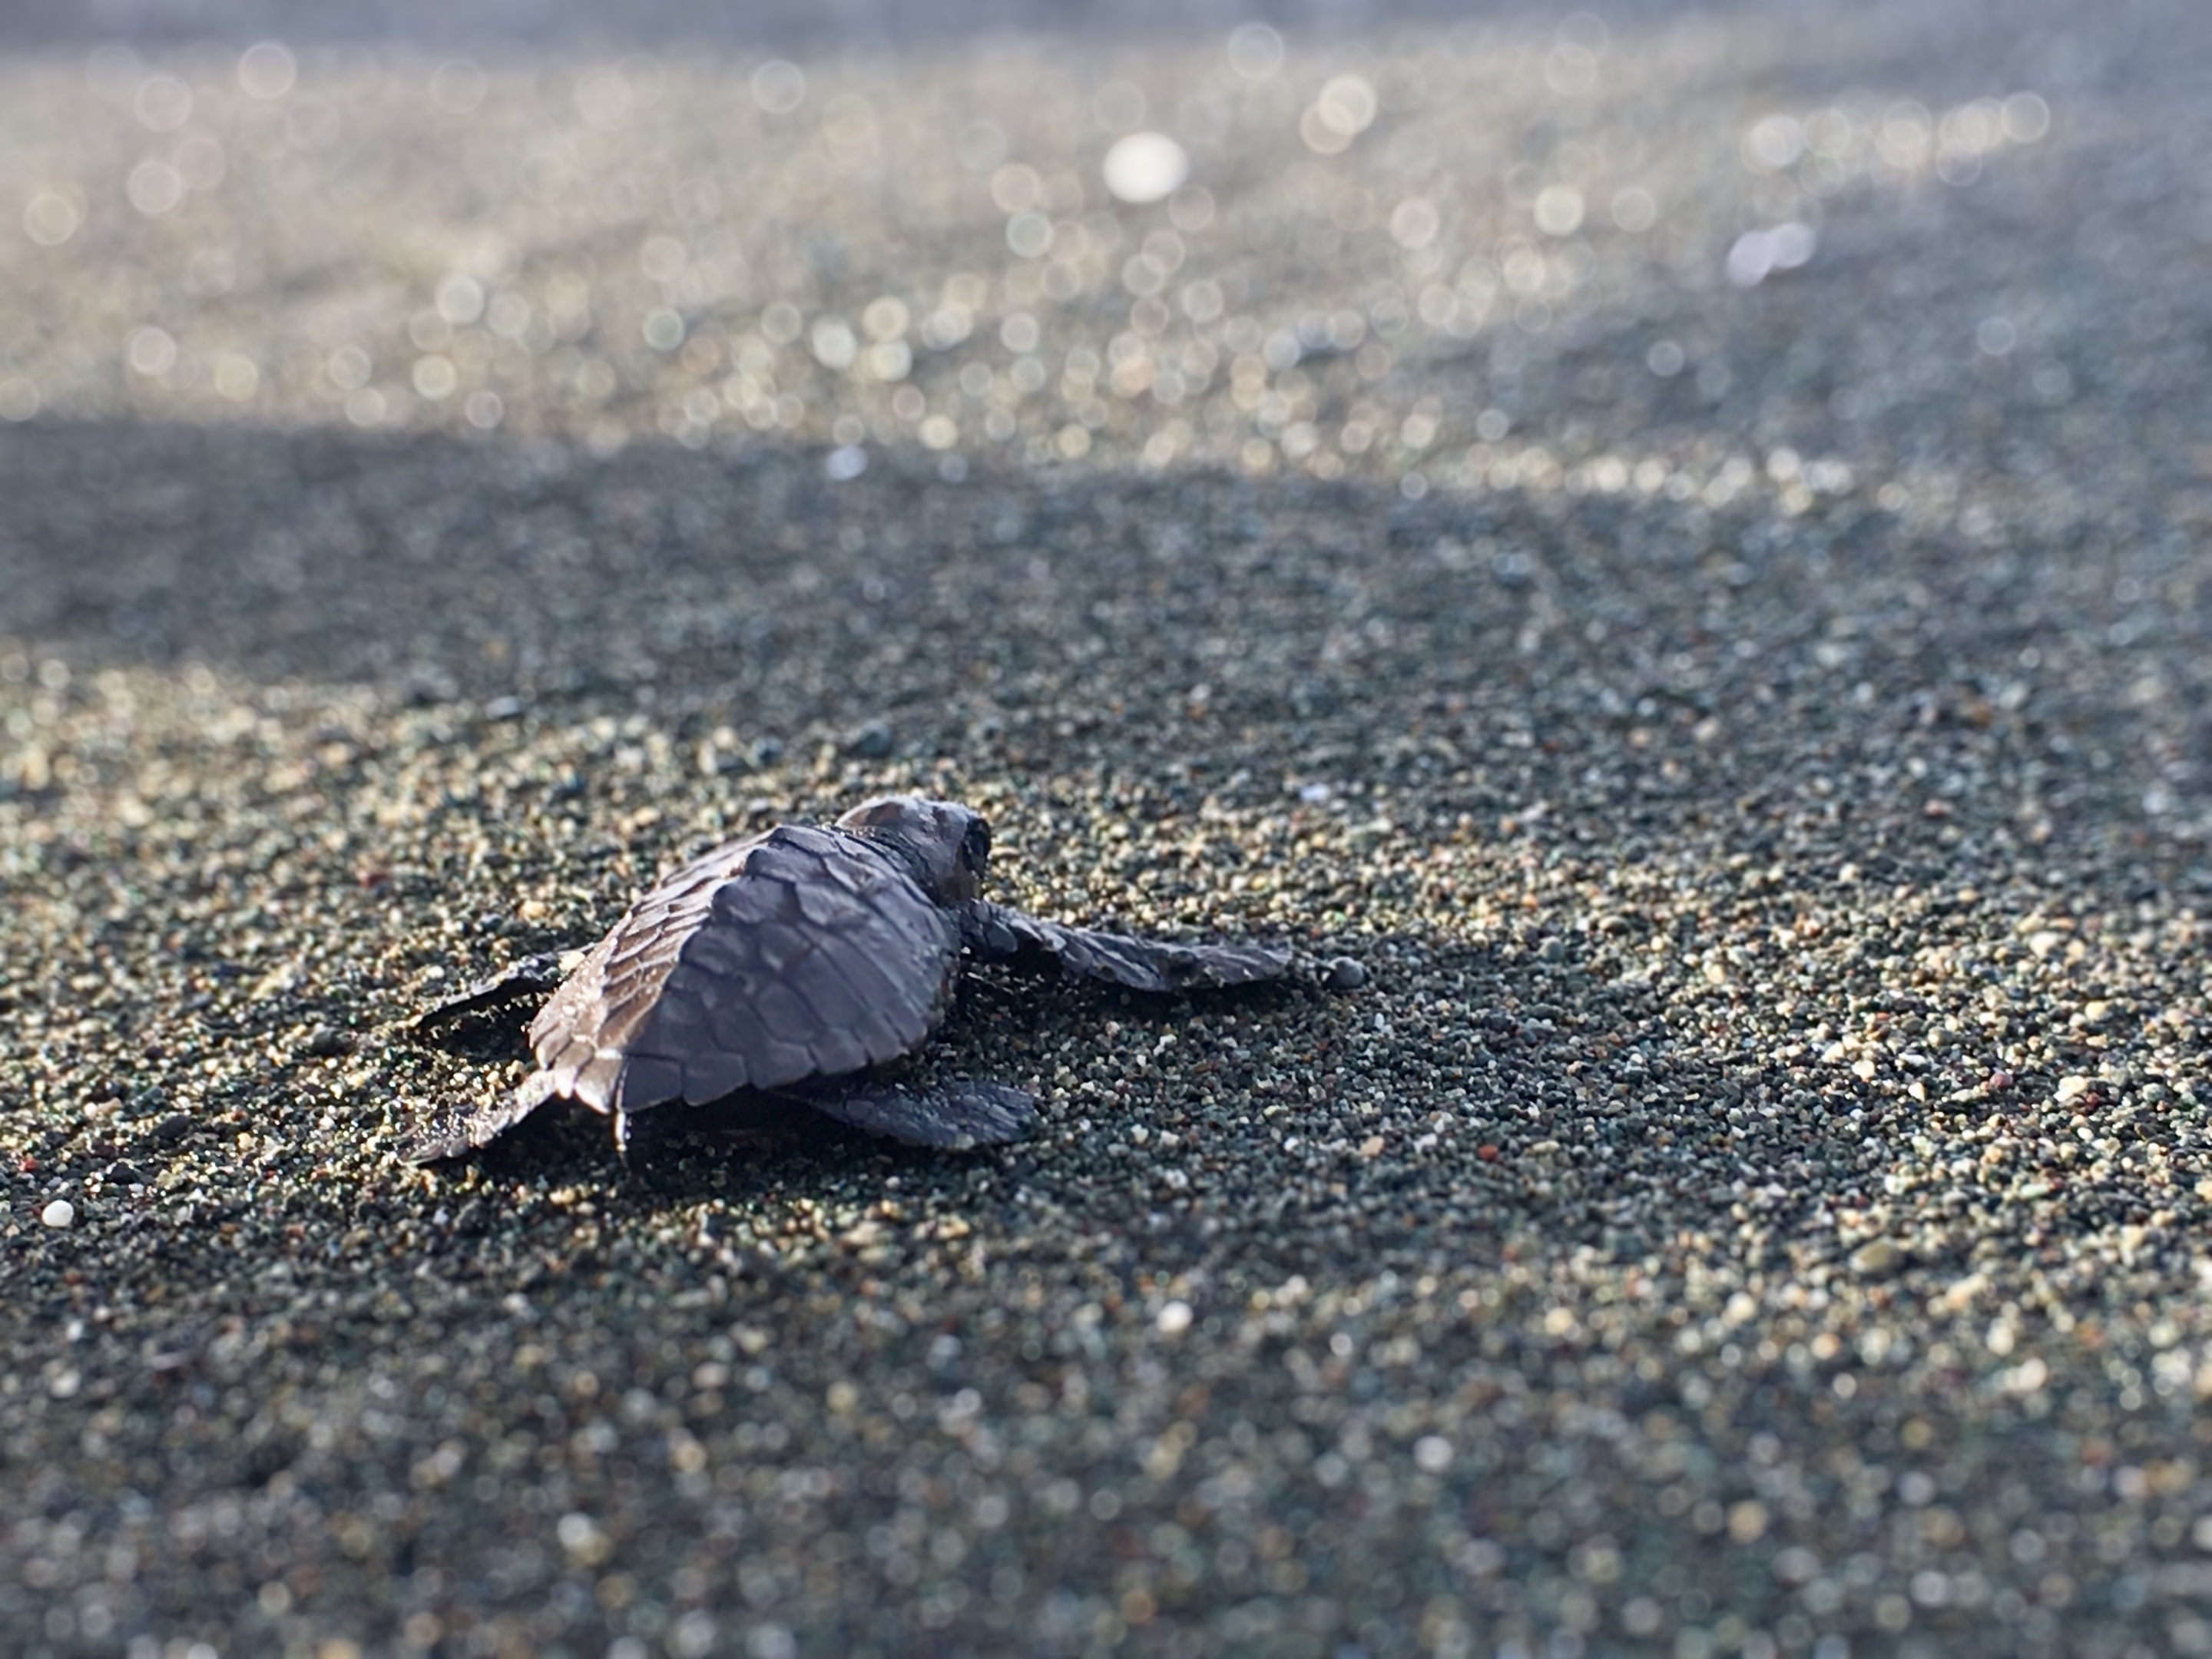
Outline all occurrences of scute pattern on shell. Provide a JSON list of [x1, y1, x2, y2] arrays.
[[527, 824, 962, 1118]]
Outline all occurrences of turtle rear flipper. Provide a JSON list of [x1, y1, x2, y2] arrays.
[[798, 1076, 1037, 1148], [960, 900, 1291, 992], [401, 1072, 565, 1164], [409, 952, 573, 1033]]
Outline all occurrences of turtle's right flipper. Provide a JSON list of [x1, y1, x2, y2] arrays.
[[408, 952, 571, 1033], [959, 901, 1292, 992], [797, 1076, 1037, 1148]]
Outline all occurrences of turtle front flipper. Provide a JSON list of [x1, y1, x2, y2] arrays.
[[959, 900, 1292, 992], [796, 1075, 1037, 1148]]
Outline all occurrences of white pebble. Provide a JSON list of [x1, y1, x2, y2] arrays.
[[1101, 132, 1188, 205], [41, 1198, 76, 1229]]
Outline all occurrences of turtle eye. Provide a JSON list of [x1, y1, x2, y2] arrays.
[[961, 818, 992, 873]]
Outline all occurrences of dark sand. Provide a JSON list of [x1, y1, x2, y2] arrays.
[[5, 3, 2212, 1655]]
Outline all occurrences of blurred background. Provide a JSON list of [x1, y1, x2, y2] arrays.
[[4, 0, 2183, 529]]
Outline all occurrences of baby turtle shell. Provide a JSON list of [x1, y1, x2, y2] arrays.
[[407, 796, 1296, 1160]]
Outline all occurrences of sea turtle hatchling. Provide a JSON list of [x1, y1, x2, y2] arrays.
[[405, 796, 1299, 1161]]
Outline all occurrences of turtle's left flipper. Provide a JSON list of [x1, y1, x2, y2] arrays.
[[797, 1076, 1037, 1148], [408, 952, 571, 1033], [960, 901, 1291, 992]]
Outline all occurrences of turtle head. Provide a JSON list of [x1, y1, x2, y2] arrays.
[[836, 796, 992, 904]]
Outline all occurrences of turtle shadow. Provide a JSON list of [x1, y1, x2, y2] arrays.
[[409, 1010, 535, 1068], [1069, 920, 1912, 1280]]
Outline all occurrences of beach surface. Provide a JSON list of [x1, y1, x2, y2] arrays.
[[5, 2, 2212, 1654]]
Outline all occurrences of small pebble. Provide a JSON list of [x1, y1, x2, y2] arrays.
[[844, 719, 896, 759], [1849, 1239, 1906, 1277], [41, 1198, 75, 1229], [1326, 956, 1369, 992]]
